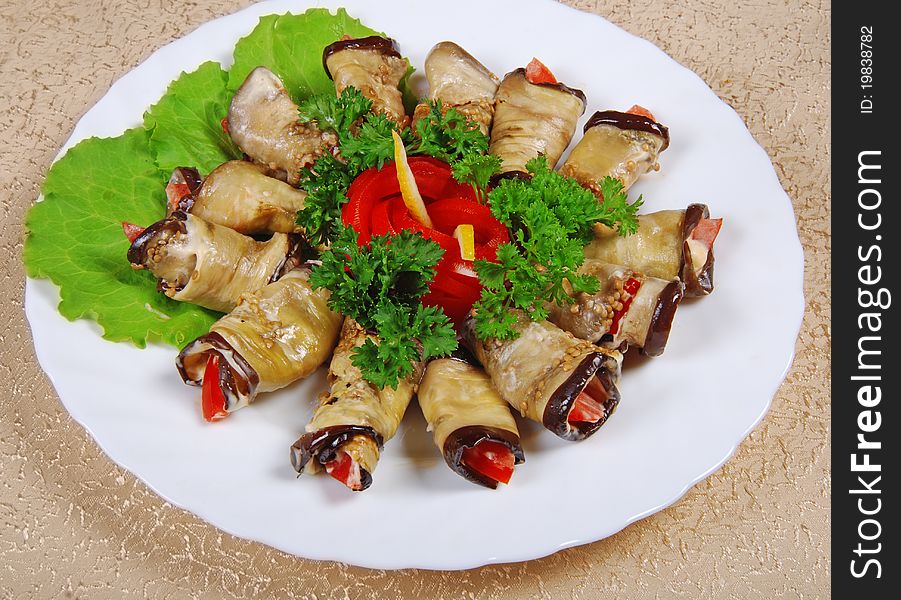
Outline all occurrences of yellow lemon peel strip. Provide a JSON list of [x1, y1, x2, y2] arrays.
[[392, 130, 433, 228], [453, 224, 476, 261]]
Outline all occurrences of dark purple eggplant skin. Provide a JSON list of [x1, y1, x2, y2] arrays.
[[680, 203, 715, 297], [442, 425, 525, 489], [290, 425, 384, 491], [641, 280, 685, 357], [488, 170, 532, 188], [583, 110, 670, 151], [542, 353, 621, 441], [322, 36, 401, 79], [506, 67, 587, 107], [126, 212, 188, 267]]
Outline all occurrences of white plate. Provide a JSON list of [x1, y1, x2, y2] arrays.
[[24, 0, 804, 570]]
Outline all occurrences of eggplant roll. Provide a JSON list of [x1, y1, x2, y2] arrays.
[[291, 318, 422, 491], [127, 212, 302, 312], [418, 357, 524, 489], [228, 67, 336, 184], [176, 267, 342, 414], [413, 41, 499, 135], [560, 110, 669, 194], [489, 68, 586, 178], [584, 204, 721, 297], [462, 312, 622, 442], [549, 261, 684, 357], [323, 36, 408, 125], [167, 162, 306, 235]]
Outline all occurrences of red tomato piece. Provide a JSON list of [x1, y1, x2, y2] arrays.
[[626, 104, 657, 121], [325, 452, 355, 488], [121, 222, 145, 243], [460, 440, 516, 485], [690, 218, 723, 249], [201, 355, 228, 422], [165, 181, 193, 213], [525, 57, 558, 85], [567, 391, 606, 424]]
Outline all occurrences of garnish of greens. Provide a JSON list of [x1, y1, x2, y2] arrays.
[[23, 9, 384, 348], [296, 89, 499, 245], [310, 226, 458, 389], [472, 157, 643, 341]]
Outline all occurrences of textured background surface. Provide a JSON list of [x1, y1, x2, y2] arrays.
[[1, 0, 830, 597]]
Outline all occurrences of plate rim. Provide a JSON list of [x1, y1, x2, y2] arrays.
[[24, 0, 806, 570]]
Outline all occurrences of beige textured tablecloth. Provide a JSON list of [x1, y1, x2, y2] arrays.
[[1, 0, 829, 597]]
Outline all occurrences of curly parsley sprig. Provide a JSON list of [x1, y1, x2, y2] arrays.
[[472, 156, 642, 341], [309, 225, 458, 388]]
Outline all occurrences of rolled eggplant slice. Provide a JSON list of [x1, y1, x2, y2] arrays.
[[176, 267, 342, 415], [228, 67, 336, 184], [462, 312, 622, 442], [127, 211, 302, 312], [291, 318, 422, 491], [412, 41, 499, 135], [583, 204, 722, 297], [167, 161, 306, 235], [548, 261, 684, 357], [323, 36, 408, 125], [560, 110, 669, 194], [418, 357, 524, 489], [489, 68, 586, 178]]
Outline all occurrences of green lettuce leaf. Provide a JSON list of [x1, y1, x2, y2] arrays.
[[228, 8, 382, 101], [24, 128, 220, 348], [144, 61, 241, 176], [25, 8, 402, 350]]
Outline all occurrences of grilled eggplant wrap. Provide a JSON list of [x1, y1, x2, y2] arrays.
[[489, 68, 586, 179], [228, 67, 336, 184], [176, 267, 342, 416], [323, 36, 408, 125], [412, 41, 499, 135], [549, 260, 684, 357], [418, 357, 524, 489], [560, 110, 670, 194], [166, 162, 306, 235], [462, 312, 622, 442], [291, 318, 422, 491], [583, 204, 722, 297], [127, 211, 303, 312]]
